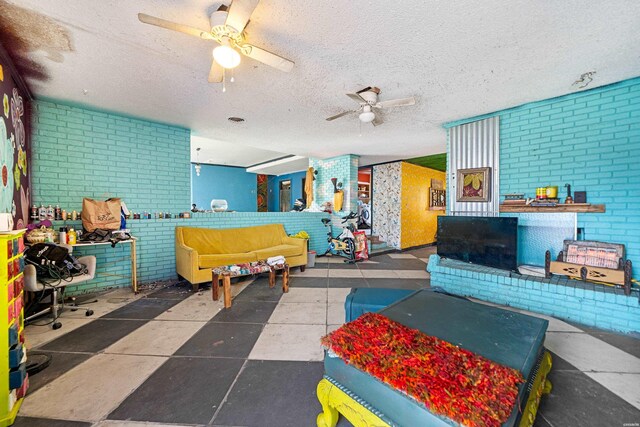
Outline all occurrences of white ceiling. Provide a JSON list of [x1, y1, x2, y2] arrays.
[[8, 0, 640, 167]]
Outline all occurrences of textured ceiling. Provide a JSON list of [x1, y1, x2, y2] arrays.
[[5, 0, 640, 166]]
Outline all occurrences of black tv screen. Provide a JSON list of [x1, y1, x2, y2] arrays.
[[437, 216, 518, 271]]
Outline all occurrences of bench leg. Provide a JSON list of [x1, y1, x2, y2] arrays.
[[269, 269, 276, 288], [317, 379, 339, 427], [212, 273, 219, 301], [223, 274, 232, 309], [283, 264, 290, 293]]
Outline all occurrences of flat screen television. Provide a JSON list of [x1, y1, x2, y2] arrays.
[[437, 216, 518, 271]]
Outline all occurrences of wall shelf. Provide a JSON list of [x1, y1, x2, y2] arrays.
[[499, 204, 606, 213]]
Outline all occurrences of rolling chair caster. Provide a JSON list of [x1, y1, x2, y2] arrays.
[[52, 322, 62, 330], [86, 310, 94, 316]]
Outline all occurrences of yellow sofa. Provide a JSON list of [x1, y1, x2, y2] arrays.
[[176, 224, 307, 288]]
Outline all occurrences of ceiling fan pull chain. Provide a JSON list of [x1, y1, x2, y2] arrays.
[[230, 68, 235, 83], [222, 68, 227, 93]]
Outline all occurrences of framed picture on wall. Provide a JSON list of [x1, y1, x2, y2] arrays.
[[456, 167, 491, 202]]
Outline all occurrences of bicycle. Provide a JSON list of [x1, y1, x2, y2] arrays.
[[320, 211, 359, 263]]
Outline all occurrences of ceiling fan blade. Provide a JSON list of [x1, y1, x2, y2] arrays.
[[346, 93, 365, 103], [225, 0, 260, 33], [326, 110, 358, 121], [208, 60, 223, 83], [239, 44, 294, 72], [355, 86, 372, 94], [372, 113, 384, 127], [138, 13, 214, 40], [374, 97, 416, 109]]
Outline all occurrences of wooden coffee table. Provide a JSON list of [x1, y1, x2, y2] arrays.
[[212, 261, 290, 309]]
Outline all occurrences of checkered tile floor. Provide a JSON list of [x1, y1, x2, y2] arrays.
[[19, 248, 640, 427]]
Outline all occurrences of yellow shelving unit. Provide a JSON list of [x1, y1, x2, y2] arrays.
[[0, 231, 27, 426]]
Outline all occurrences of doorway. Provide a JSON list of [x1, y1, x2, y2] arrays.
[[279, 180, 291, 212], [357, 168, 372, 232]]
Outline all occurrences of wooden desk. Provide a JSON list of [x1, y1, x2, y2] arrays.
[[70, 238, 138, 293]]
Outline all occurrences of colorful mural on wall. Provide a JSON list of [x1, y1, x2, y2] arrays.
[[257, 174, 268, 212], [0, 56, 31, 230]]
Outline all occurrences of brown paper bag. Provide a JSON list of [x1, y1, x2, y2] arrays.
[[81, 198, 121, 231]]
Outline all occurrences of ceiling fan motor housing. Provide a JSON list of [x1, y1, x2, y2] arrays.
[[359, 90, 379, 104]]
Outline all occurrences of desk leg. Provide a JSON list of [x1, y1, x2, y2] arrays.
[[212, 273, 219, 301], [131, 239, 138, 294], [283, 264, 290, 293], [223, 274, 232, 309]]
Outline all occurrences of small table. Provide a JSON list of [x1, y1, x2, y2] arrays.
[[212, 261, 290, 309]]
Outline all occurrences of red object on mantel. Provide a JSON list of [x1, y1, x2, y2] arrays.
[[321, 313, 524, 427]]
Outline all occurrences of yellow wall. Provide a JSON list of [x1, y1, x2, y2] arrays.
[[400, 162, 446, 249]]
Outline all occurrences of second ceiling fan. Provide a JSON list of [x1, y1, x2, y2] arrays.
[[326, 87, 416, 127], [138, 0, 294, 84]]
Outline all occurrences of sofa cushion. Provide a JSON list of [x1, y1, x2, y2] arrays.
[[253, 244, 303, 260], [199, 253, 257, 269], [181, 224, 286, 254]]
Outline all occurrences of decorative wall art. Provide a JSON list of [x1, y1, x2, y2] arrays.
[[429, 188, 446, 210], [456, 167, 491, 202], [257, 174, 268, 212], [0, 48, 31, 229]]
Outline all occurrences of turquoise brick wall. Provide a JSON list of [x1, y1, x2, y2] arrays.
[[310, 155, 359, 213], [32, 100, 191, 212], [31, 100, 329, 294], [446, 77, 640, 277], [427, 255, 640, 333]]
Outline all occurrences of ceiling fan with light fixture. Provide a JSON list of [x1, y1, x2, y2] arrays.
[[138, 0, 294, 86], [326, 87, 416, 126]]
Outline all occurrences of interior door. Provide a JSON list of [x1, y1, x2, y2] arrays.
[[279, 180, 291, 212]]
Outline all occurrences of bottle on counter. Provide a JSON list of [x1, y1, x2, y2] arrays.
[[67, 228, 77, 245], [38, 204, 46, 221], [46, 204, 54, 220], [54, 205, 61, 220], [61, 209, 67, 221], [71, 210, 78, 221], [30, 204, 38, 220], [59, 227, 67, 245]]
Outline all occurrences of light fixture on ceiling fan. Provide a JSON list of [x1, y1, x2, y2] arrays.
[[138, 0, 294, 90]]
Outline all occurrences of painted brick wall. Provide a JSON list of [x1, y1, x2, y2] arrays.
[[310, 155, 359, 213], [31, 100, 329, 295], [447, 77, 640, 277], [32, 100, 190, 212], [500, 78, 640, 277], [51, 212, 328, 295], [428, 255, 640, 333]]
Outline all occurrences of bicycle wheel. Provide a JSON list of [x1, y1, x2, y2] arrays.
[[341, 238, 355, 258]]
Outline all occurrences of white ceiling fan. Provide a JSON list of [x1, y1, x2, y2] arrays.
[[326, 87, 416, 126], [138, 0, 294, 85]]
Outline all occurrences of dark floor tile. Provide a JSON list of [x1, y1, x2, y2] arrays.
[[365, 278, 425, 290], [537, 368, 640, 426], [40, 319, 146, 352], [404, 246, 437, 258], [101, 297, 181, 319], [532, 414, 553, 427], [27, 351, 93, 393], [13, 417, 91, 427], [233, 281, 285, 302], [290, 277, 328, 288], [357, 259, 425, 270], [574, 326, 640, 359], [329, 261, 359, 269], [146, 281, 195, 300], [211, 301, 278, 324], [214, 360, 324, 427], [547, 352, 579, 371], [175, 322, 263, 358], [328, 277, 368, 288], [108, 357, 244, 425]]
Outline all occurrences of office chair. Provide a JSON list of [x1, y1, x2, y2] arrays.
[[23, 244, 97, 330]]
